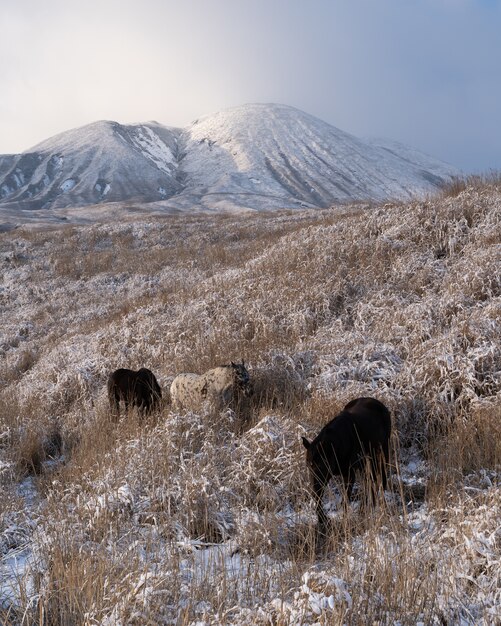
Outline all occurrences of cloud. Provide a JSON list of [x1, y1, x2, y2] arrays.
[[0, 0, 500, 171]]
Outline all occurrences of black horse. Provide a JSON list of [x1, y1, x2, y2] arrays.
[[107, 368, 162, 417], [302, 397, 391, 532]]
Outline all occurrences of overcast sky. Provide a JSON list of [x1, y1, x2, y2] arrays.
[[1, 0, 500, 172]]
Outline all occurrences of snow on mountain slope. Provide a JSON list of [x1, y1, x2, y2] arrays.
[[0, 104, 459, 222], [0, 121, 182, 211], [366, 137, 458, 185], [172, 103, 458, 210]]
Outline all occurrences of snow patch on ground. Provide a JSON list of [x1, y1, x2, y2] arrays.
[[60, 178, 76, 192]]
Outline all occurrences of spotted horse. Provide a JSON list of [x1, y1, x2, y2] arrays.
[[170, 361, 253, 412]]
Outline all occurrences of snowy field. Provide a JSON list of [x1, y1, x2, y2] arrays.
[[0, 179, 500, 624]]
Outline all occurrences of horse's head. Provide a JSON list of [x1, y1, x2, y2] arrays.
[[302, 436, 330, 490], [231, 360, 253, 397]]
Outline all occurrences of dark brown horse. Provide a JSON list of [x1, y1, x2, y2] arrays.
[[302, 397, 391, 533], [107, 368, 162, 417]]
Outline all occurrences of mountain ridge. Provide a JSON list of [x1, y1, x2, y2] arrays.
[[0, 103, 459, 223]]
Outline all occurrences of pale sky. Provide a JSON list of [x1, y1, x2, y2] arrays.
[[1, 0, 500, 172]]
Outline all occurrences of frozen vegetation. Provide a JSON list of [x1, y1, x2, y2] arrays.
[[0, 177, 500, 624]]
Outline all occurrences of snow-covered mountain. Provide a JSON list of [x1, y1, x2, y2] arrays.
[[0, 104, 459, 222], [0, 121, 182, 211]]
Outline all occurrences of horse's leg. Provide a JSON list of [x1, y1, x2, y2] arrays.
[[222, 386, 233, 409], [337, 473, 354, 519], [311, 476, 329, 551], [136, 380, 148, 416], [143, 382, 155, 414], [109, 387, 120, 420], [138, 391, 150, 416]]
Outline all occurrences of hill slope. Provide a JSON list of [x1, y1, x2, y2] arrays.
[[0, 104, 458, 223], [0, 179, 499, 623]]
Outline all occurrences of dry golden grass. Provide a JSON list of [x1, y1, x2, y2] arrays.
[[439, 171, 501, 199], [1, 178, 500, 624]]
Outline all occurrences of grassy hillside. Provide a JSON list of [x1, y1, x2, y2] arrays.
[[1, 178, 500, 624]]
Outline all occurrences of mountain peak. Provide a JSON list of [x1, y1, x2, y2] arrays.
[[0, 104, 459, 222]]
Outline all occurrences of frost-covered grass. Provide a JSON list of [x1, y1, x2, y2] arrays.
[[0, 179, 500, 624]]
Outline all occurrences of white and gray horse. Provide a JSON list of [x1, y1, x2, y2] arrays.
[[170, 361, 253, 411]]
